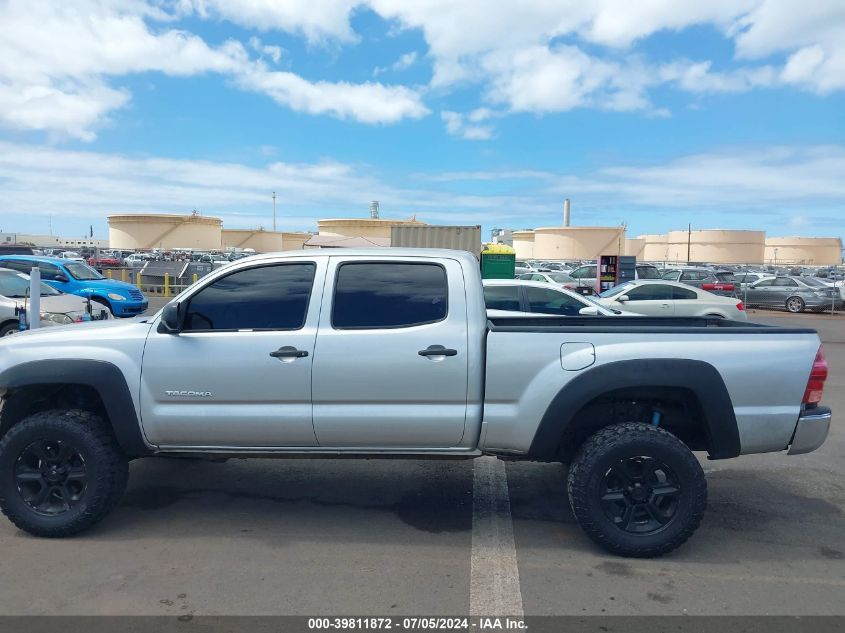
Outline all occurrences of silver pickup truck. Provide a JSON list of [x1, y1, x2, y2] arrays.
[[0, 249, 831, 557]]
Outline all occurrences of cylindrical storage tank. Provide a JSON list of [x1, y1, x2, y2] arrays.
[[665, 229, 765, 264], [222, 229, 311, 253], [624, 238, 646, 258], [108, 213, 222, 250], [636, 234, 669, 262], [532, 226, 625, 260], [512, 230, 535, 259], [764, 237, 843, 266], [317, 218, 425, 239]]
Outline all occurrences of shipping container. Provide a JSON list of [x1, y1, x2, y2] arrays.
[[390, 225, 482, 257]]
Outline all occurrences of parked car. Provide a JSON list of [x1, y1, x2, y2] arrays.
[[595, 280, 747, 320], [743, 276, 843, 313], [87, 255, 122, 268], [483, 279, 636, 316], [733, 271, 774, 289], [0, 269, 111, 336], [0, 244, 35, 256], [58, 251, 85, 262], [0, 256, 148, 317], [0, 248, 830, 557], [123, 253, 151, 267], [660, 267, 736, 296], [568, 263, 661, 291], [516, 271, 578, 288]]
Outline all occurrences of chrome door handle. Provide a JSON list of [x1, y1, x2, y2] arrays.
[[270, 346, 309, 359], [418, 345, 458, 357]]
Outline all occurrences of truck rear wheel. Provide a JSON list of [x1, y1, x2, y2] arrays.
[[0, 410, 129, 537], [567, 422, 706, 558]]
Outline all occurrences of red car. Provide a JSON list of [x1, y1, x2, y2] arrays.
[[87, 256, 122, 268]]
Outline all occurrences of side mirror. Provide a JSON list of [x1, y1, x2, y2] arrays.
[[617, 295, 630, 303], [578, 306, 599, 316], [158, 302, 183, 334], [54, 275, 68, 283]]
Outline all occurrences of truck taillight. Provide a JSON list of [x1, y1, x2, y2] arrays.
[[803, 346, 828, 406], [736, 301, 744, 311]]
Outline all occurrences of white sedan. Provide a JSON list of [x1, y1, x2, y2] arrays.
[[595, 280, 747, 320], [483, 279, 638, 317]]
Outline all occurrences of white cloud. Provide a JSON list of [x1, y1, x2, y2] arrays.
[[373, 51, 419, 76], [0, 0, 427, 139], [177, 0, 361, 43], [441, 111, 493, 141]]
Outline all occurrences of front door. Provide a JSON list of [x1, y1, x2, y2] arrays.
[[311, 257, 469, 448], [140, 260, 325, 448]]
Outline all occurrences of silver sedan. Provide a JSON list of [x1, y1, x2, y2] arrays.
[[743, 276, 843, 313]]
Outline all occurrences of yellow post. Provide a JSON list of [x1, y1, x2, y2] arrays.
[[121, 269, 127, 283], [106, 270, 112, 279], [164, 273, 170, 298], [192, 273, 198, 284], [136, 271, 141, 288]]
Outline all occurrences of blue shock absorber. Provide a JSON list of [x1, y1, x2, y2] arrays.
[[651, 410, 662, 427]]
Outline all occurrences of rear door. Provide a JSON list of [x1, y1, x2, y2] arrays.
[[311, 256, 469, 448], [671, 284, 700, 316]]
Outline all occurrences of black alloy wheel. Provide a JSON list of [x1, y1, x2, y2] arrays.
[[15, 440, 88, 516], [599, 455, 680, 535]]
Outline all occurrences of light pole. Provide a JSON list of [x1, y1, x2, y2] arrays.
[[272, 191, 277, 232]]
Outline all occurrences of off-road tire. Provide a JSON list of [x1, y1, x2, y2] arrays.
[[0, 410, 129, 537], [567, 422, 707, 558]]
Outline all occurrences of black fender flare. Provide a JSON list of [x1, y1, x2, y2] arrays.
[[0, 359, 151, 457], [528, 358, 740, 460]]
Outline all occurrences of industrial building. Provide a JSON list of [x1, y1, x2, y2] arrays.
[[531, 226, 626, 260], [663, 229, 766, 264], [1, 233, 108, 250]]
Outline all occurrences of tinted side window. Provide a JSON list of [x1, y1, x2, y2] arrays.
[[636, 266, 660, 279], [627, 285, 675, 301], [524, 287, 584, 316], [39, 263, 63, 280], [333, 263, 447, 329], [775, 278, 798, 287], [484, 286, 521, 311], [183, 263, 315, 331], [673, 286, 697, 300], [0, 259, 31, 273], [754, 279, 775, 287]]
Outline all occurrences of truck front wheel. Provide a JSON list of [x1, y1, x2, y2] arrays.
[[567, 422, 707, 558], [0, 410, 129, 537]]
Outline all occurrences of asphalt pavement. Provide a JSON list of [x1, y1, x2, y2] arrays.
[[0, 309, 842, 615]]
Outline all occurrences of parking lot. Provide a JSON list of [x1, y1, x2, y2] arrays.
[[0, 307, 842, 616]]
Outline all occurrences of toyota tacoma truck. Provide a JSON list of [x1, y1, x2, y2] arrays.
[[0, 249, 832, 557]]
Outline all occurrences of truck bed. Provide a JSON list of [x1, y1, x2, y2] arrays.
[[487, 315, 818, 334]]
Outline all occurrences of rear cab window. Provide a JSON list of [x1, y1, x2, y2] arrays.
[[332, 262, 448, 329]]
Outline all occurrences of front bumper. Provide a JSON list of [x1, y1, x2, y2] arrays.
[[788, 406, 831, 455], [113, 302, 148, 317]]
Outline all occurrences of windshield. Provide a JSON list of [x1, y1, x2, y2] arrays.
[[0, 272, 60, 298], [64, 262, 103, 281], [599, 281, 635, 298]]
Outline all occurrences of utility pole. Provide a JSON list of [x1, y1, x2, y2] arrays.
[[272, 191, 277, 232], [687, 223, 692, 263]]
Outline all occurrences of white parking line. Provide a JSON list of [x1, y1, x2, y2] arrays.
[[469, 456, 524, 616]]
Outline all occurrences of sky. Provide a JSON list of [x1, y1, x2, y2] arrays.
[[0, 0, 843, 242]]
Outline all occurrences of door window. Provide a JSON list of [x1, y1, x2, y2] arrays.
[[753, 279, 775, 287], [626, 285, 675, 301], [484, 285, 521, 311], [524, 287, 585, 316], [182, 263, 316, 331], [774, 278, 799, 287], [332, 262, 448, 329]]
